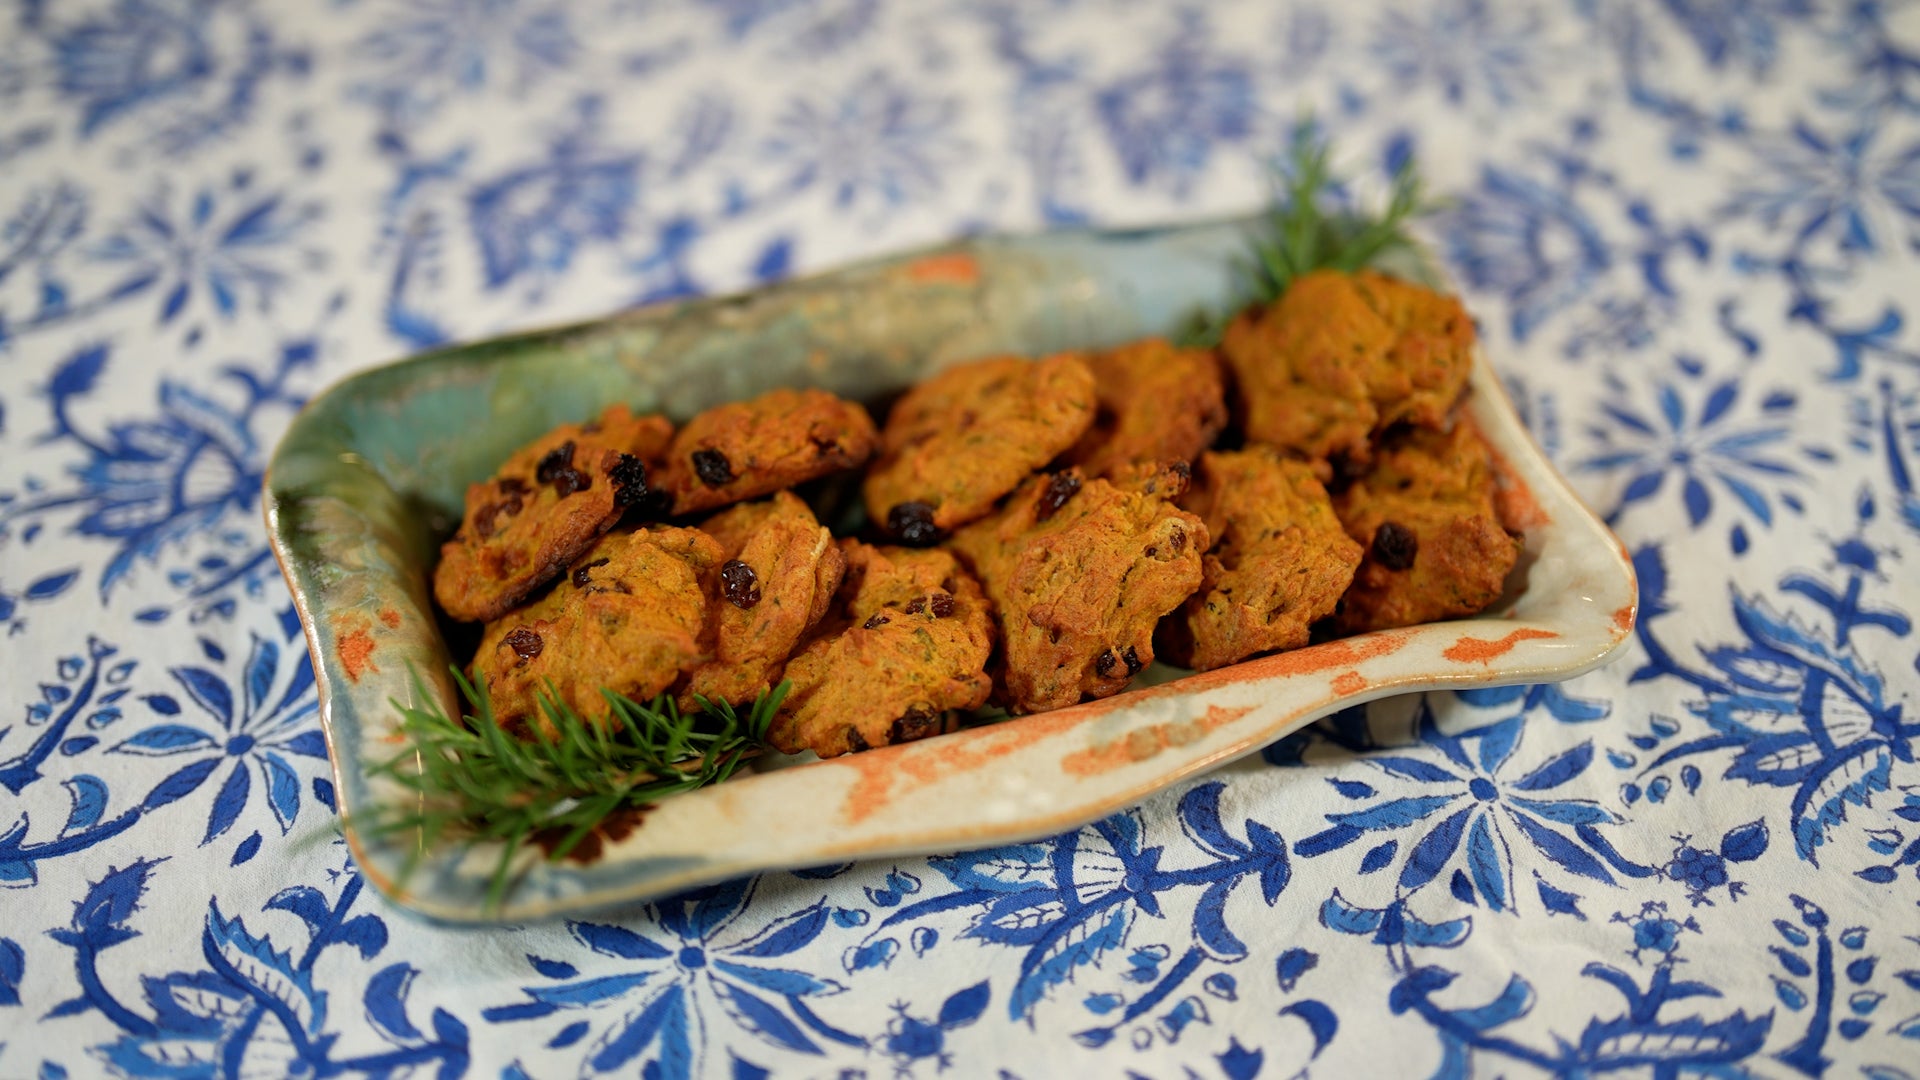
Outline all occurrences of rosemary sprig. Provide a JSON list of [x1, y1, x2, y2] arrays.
[[1179, 119, 1442, 346], [362, 667, 787, 910]]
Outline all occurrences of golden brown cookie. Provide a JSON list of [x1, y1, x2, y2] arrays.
[[1351, 270, 1476, 431], [1221, 269, 1473, 468], [1333, 422, 1521, 633], [682, 493, 846, 708], [1063, 338, 1227, 480], [661, 388, 878, 516], [769, 542, 994, 758], [434, 405, 675, 623], [471, 526, 723, 731], [1159, 447, 1363, 671], [949, 468, 1208, 714], [863, 354, 1097, 541]]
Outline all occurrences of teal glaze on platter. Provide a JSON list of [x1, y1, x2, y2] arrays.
[[264, 215, 1638, 923]]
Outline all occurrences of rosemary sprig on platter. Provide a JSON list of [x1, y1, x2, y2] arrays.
[[362, 668, 786, 910], [1181, 120, 1441, 346]]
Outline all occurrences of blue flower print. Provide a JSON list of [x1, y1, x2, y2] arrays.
[[765, 69, 963, 213], [89, 170, 323, 334], [467, 99, 640, 291], [1, 339, 313, 603], [1440, 164, 1611, 342], [1661, 0, 1813, 76], [878, 981, 989, 1074], [43, 0, 310, 153], [1370, 0, 1541, 108], [1094, 10, 1255, 197], [861, 782, 1290, 1033], [356, 0, 577, 129], [1575, 360, 1814, 552], [109, 632, 326, 853], [1294, 698, 1653, 914], [1380, 898, 1771, 1076], [0, 181, 88, 345], [483, 878, 861, 1078], [46, 860, 469, 1078], [1625, 538, 1917, 866], [1726, 120, 1920, 259]]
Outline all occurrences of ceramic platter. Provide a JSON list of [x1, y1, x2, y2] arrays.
[[264, 215, 1637, 923]]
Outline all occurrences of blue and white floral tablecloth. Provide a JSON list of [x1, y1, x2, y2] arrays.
[[4, 2, 1919, 1076]]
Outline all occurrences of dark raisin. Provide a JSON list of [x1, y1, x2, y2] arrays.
[[721, 559, 761, 609], [929, 592, 955, 618], [608, 453, 651, 506], [1123, 646, 1143, 675], [571, 558, 610, 588], [904, 596, 926, 615], [504, 627, 543, 662], [497, 476, 530, 496], [1169, 526, 1187, 554], [862, 613, 891, 630], [552, 468, 590, 497], [1095, 649, 1118, 677], [473, 496, 523, 539], [1035, 471, 1081, 522], [535, 442, 576, 484], [846, 727, 871, 753], [1372, 521, 1419, 571], [809, 433, 842, 457], [887, 501, 943, 546], [890, 706, 941, 744], [1168, 460, 1192, 487], [692, 448, 734, 487]]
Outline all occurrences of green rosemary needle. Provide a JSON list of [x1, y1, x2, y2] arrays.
[[362, 667, 787, 910]]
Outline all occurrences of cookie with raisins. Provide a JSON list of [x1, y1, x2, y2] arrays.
[[434, 405, 674, 623], [863, 354, 1097, 542], [1062, 338, 1226, 481], [660, 388, 878, 515], [471, 526, 722, 731], [1333, 422, 1521, 633], [1158, 447, 1363, 671], [682, 492, 846, 707], [949, 467, 1208, 713], [1220, 269, 1473, 469], [769, 542, 994, 758]]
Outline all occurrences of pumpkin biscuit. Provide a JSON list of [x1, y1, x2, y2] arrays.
[[863, 354, 1097, 542], [682, 493, 846, 708], [949, 468, 1208, 714], [471, 526, 722, 731], [1333, 422, 1521, 633], [661, 388, 878, 516], [1063, 338, 1227, 480], [1221, 269, 1472, 468], [1159, 447, 1363, 671], [769, 542, 995, 759], [434, 405, 674, 623]]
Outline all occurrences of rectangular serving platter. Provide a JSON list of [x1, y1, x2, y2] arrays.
[[264, 215, 1637, 923]]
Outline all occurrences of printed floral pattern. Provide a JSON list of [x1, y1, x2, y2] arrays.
[[2, 0, 1918, 1076]]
